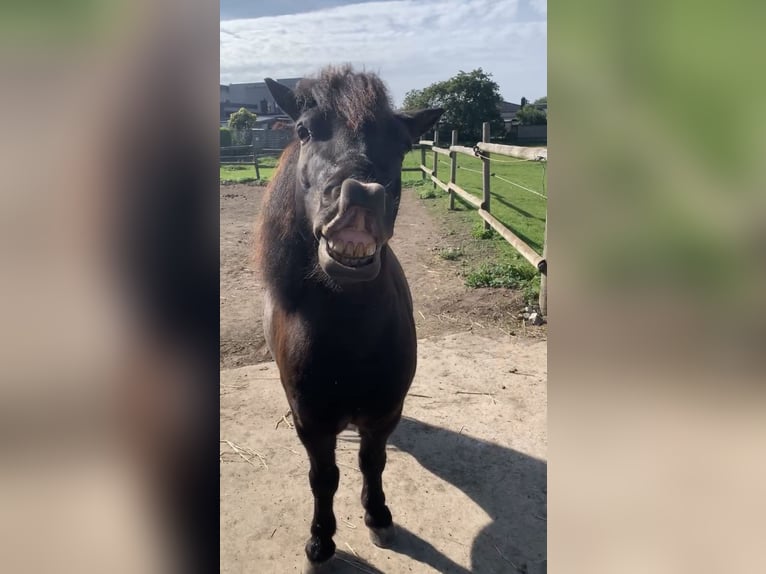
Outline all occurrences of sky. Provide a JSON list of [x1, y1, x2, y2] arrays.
[[220, 0, 547, 107]]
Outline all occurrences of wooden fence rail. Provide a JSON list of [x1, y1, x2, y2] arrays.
[[412, 122, 548, 315], [220, 145, 285, 180]]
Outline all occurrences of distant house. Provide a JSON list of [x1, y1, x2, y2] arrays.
[[253, 114, 294, 129], [498, 101, 522, 129], [498, 100, 547, 144], [498, 100, 547, 125], [220, 78, 303, 124]]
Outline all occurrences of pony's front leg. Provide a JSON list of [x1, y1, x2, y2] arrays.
[[295, 425, 339, 571], [358, 421, 398, 548]]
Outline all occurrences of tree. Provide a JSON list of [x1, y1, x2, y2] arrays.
[[227, 107, 258, 145], [533, 96, 547, 106], [227, 107, 258, 131], [515, 105, 547, 125], [520, 96, 529, 108], [401, 69, 505, 142]]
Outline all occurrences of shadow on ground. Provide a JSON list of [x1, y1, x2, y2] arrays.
[[388, 416, 547, 573]]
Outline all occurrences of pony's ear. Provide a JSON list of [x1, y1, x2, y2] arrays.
[[397, 108, 444, 140], [265, 78, 301, 121]]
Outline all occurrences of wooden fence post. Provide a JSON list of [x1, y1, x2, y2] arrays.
[[432, 129, 439, 190], [420, 144, 426, 181], [481, 122, 491, 229], [449, 130, 458, 210], [253, 143, 261, 180], [539, 216, 548, 315]]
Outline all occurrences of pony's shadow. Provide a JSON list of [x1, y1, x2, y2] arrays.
[[386, 416, 547, 573], [323, 541, 468, 574]]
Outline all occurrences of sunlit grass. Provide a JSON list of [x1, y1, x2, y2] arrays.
[[404, 146, 547, 254], [220, 155, 279, 183]]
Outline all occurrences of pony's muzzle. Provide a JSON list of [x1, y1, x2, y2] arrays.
[[339, 179, 385, 214], [317, 179, 391, 281]]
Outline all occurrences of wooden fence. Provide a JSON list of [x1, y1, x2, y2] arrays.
[[220, 145, 284, 180], [411, 122, 548, 315]]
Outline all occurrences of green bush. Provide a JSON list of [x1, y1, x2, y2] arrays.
[[471, 222, 497, 239], [438, 247, 463, 261], [464, 261, 537, 291], [220, 127, 232, 147]]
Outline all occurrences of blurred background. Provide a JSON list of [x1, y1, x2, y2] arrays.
[[0, 1, 218, 573], [549, 1, 766, 573]]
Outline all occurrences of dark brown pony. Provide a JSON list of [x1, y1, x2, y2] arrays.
[[255, 66, 442, 571]]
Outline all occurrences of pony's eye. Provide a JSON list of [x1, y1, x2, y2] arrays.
[[296, 124, 311, 143]]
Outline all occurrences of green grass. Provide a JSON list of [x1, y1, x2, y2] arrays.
[[438, 247, 464, 261], [405, 147, 547, 254], [220, 155, 279, 183], [403, 145, 546, 302], [402, 149, 428, 185], [471, 222, 497, 240], [464, 262, 539, 301]]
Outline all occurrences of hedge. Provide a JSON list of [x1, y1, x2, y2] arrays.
[[220, 127, 232, 147]]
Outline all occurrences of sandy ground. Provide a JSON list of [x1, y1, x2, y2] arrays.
[[220, 184, 547, 573]]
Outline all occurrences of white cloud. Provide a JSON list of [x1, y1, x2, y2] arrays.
[[220, 0, 547, 105]]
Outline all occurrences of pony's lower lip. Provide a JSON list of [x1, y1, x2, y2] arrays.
[[318, 235, 382, 282]]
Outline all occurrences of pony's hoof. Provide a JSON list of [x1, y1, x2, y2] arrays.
[[369, 525, 396, 548], [302, 556, 335, 574]]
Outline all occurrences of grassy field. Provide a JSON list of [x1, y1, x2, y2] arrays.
[[402, 145, 547, 300], [220, 155, 279, 183], [402, 147, 547, 254]]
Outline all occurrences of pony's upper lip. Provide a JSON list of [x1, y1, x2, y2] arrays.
[[321, 206, 379, 243]]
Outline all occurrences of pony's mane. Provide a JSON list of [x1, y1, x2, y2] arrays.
[[253, 141, 300, 273], [295, 65, 393, 131]]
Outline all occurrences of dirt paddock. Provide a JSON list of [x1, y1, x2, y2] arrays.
[[220, 184, 547, 573]]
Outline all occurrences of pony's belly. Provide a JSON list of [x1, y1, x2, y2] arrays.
[[265, 297, 417, 423]]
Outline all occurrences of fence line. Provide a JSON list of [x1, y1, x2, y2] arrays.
[[475, 152, 540, 164], [492, 173, 547, 199], [412, 122, 548, 315], [446, 162, 547, 199], [220, 144, 286, 180]]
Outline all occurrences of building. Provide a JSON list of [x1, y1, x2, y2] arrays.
[[498, 100, 547, 126], [498, 100, 547, 144], [498, 100, 522, 129], [220, 78, 303, 123]]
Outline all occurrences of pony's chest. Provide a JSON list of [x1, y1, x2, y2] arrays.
[[273, 305, 410, 373], [300, 312, 390, 366]]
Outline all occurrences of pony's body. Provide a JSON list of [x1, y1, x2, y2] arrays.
[[255, 66, 442, 571], [262, 246, 416, 431]]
